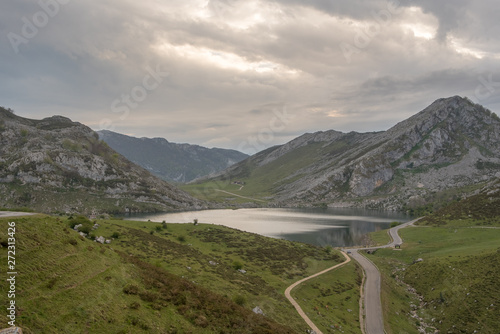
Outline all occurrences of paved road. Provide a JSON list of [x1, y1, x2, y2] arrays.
[[285, 251, 351, 334], [0, 211, 36, 218], [347, 218, 421, 334]]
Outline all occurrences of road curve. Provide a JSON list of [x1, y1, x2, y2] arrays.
[[0, 211, 36, 218], [347, 218, 422, 334], [285, 251, 351, 334]]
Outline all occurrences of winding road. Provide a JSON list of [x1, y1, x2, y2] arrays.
[[284, 251, 351, 334], [346, 218, 421, 334], [0, 211, 36, 218]]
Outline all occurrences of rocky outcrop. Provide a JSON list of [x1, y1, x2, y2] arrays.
[[0, 108, 204, 214], [207, 96, 500, 210]]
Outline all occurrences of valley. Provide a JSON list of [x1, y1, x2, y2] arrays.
[[1, 96, 499, 333]]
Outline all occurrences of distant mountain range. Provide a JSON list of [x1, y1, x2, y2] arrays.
[[0, 108, 204, 214], [97, 130, 248, 183], [199, 96, 500, 210]]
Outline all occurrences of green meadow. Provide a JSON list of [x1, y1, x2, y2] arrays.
[[0, 214, 359, 334], [366, 224, 500, 333]]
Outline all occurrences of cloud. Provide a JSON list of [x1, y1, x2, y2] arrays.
[[1, 0, 499, 154]]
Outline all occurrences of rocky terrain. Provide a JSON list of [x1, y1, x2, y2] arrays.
[[0, 108, 204, 214], [204, 96, 500, 210], [98, 130, 248, 183]]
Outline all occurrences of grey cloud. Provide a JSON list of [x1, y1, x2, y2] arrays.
[[1, 0, 499, 153]]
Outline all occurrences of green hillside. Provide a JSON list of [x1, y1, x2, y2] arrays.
[[365, 191, 500, 333], [185, 97, 500, 211], [0, 215, 349, 333]]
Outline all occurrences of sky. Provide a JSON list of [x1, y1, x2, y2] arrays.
[[1, 0, 500, 154]]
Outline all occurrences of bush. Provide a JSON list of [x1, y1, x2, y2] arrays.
[[232, 261, 243, 270], [129, 302, 140, 310], [233, 295, 246, 306], [68, 215, 91, 229], [177, 235, 186, 242], [111, 232, 119, 239], [123, 284, 139, 295]]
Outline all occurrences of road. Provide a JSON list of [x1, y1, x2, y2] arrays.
[[284, 251, 351, 334], [347, 218, 421, 334], [213, 189, 267, 202], [0, 211, 36, 218]]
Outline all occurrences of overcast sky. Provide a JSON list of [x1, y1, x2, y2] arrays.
[[2, 0, 500, 154]]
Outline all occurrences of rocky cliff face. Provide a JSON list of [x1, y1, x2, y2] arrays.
[[208, 96, 500, 210], [97, 130, 248, 183], [0, 108, 204, 214]]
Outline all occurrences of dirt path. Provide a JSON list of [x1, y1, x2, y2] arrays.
[[213, 189, 267, 202], [284, 251, 351, 334], [0, 211, 37, 218]]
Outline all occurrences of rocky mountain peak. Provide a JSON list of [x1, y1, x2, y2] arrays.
[[0, 109, 203, 213], [205, 96, 500, 211]]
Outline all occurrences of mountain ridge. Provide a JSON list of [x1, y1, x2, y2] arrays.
[[0, 108, 204, 214], [193, 96, 500, 210], [98, 130, 248, 183]]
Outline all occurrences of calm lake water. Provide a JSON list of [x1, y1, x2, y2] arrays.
[[125, 208, 411, 247]]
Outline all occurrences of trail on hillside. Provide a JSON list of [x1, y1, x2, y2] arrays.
[[284, 251, 351, 334], [213, 189, 267, 202]]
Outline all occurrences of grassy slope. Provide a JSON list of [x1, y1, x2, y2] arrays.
[[182, 142, 340, 204], [366, 225, 500, 334], [0, 215, 352, 333], [291, 261, 363, 334]]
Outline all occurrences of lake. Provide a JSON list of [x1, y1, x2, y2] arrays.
[[125, 208, 411, 247]]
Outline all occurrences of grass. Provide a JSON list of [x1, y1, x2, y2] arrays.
[[366, 229, 392, 247], [0, 215, 346, 333], [182, 142, 333, 203], [291, 261, 363, 334], [366, 224, 500, 334]]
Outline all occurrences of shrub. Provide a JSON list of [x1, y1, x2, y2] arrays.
[[139, 291, 158, 303], [111, 232, 119, 239], [232, 261, 243, 270], [129, 302, 140, 310], [68, 215, 91, 229], [68, 239, 78, 246], [46, 277, 58, 289], [177, 235, 186, 242], [155, 225, 162, 232], [233, 295, 246, 306], [123, 284, 139, 295]]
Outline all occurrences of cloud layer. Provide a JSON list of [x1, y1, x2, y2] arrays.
[[1, 0, 499, 153]]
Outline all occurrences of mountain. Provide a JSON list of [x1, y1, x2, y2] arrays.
[[0, 108, 204, 214], [97, 130, 249, 183], [197, 96, 500, 210]]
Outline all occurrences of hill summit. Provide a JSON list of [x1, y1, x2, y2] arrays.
[[201, 96, 500, 210], [0, 108, 203, 214]]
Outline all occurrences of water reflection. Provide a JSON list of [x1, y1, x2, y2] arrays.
[[125, 208, 410, 247]]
